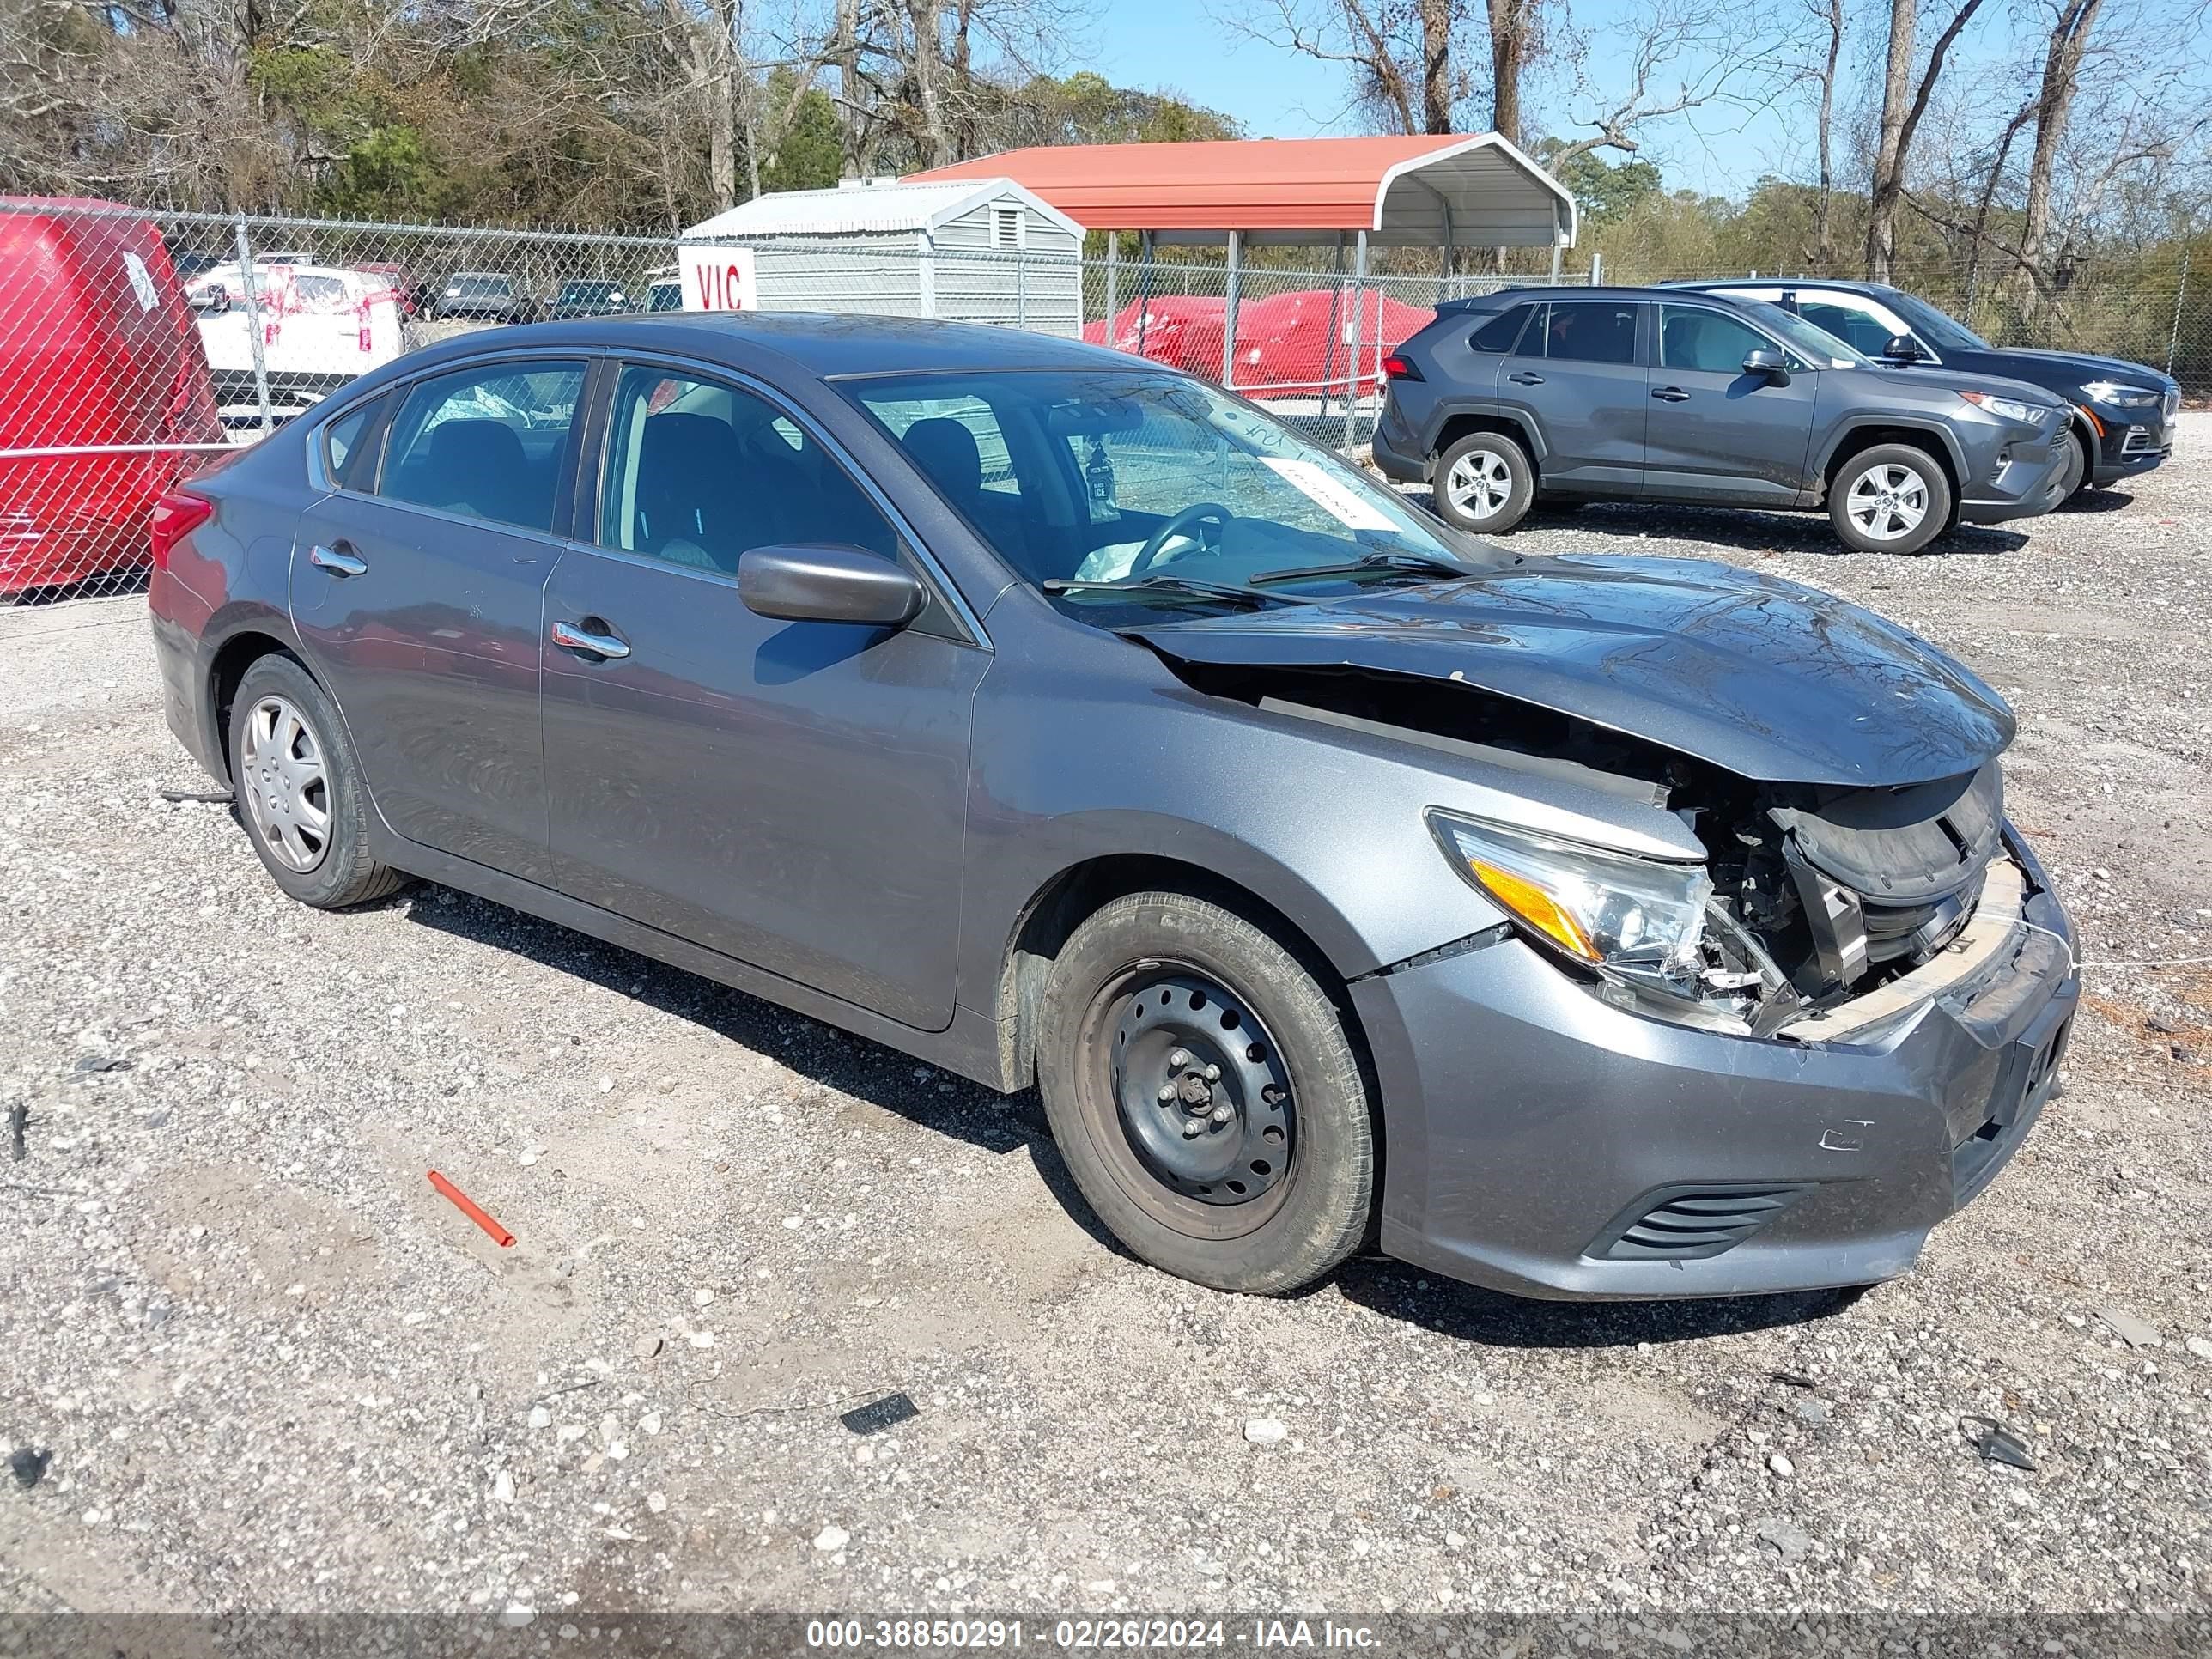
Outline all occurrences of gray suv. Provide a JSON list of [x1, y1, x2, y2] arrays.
[[1372, 287, 2071, 555]]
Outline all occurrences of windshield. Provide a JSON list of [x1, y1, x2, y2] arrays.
[[1886, 290, 1990, 352], [842, 369, 1502, 609], [559, 283, 620, 301], [1739, 301, 1875, 368], [452, 275, 512, 296]]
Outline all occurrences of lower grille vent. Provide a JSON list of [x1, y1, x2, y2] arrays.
[[1591, 1184, 1809, 1261]]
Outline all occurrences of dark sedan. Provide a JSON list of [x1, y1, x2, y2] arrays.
[[1674, 279, 2182, 496], [432, 271, 536, 324], [145, 314, 2076, 1301]]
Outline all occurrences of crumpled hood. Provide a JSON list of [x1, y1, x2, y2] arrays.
[[1134, 556, 2015, 787]]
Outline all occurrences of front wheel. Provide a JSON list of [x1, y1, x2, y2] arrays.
[[1829, 443, 1953, 555], [1036, 891, 1376, 1295], [2055, 427, 2090, 502], [1432, 431, 1535, 534]]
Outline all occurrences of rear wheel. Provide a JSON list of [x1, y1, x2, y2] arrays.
[[1829, 443, 1952, 555], [1036, 891, 1376, 1295], [228, 654, 407, 908], [1432, 431, 1534, 534]]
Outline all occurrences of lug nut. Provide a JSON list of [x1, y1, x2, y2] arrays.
[[1157, 1084, 1177, 1103], [1167, 1048, 1192, 1070], [1202, 1063, 1221, 1082], [1209, 1104, 1233, 1126], [1182, 1121, 1204, 1139]]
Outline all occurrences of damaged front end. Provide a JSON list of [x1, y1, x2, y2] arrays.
[[1168, 654, 2030, 1042]]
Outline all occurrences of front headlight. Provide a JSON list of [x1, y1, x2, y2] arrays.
[[1427, 811, 1712, 998], [1957, 390, 2046, 426], [2081, 380, 2160, 408]]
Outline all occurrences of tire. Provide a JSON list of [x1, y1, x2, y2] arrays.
[[228, 653, 407, 908], [1036, 890, 1376, 1295], [2055, 427, 2091, 502], [1431, 430, 1535, 534], [1827, 442, 1953, 555]]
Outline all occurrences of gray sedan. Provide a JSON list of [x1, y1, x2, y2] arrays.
[[146, 313, 2076, 1300]]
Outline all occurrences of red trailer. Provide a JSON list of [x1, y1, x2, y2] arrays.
[[0, 198, 226, 597]]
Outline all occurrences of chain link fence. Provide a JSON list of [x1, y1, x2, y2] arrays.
[[1, 197, 2202, 604]]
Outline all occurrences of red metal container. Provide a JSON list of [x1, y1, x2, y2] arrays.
[[0, 198, 226, 597]]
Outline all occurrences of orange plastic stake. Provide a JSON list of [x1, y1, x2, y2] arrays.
[[427, 1170, 515, 1248]]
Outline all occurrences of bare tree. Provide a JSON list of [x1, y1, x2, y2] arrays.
[[1483, 0, 1535, 140], [1802, 0, 1844, 265], [1864, 0, 1987, 280], [1543, 0, 1793, 168]]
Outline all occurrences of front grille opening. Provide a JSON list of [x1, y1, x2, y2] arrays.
[[1588, 1183, 1809, 1261]]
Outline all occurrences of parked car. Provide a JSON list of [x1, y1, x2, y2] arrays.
[[356, 261, 426, 317], [187, 260, 405, 402], [0, 196, 226, 596], [1669, 279, 2183, 499], [549, 279, 635, 319], [1372, 286, 2072, 555], [643, 268, 684, 312], [434, 271, 536, 324], [149, 313, 2075, 1301]]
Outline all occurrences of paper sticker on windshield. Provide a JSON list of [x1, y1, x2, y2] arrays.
[[1258, 458, 1399, 531]]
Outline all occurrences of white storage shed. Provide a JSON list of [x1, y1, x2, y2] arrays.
[[678, 177, 1085, 337]]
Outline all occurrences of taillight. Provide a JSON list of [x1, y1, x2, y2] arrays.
[[149, 490, 214, 571], [1381, 353, 1422, 381]]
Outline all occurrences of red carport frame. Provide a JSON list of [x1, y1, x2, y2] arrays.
[[910, 133, 1577, 406]]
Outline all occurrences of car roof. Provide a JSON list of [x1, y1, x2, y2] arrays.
[[392, 312, 1144, 380], [1669, 277, 1900, 297], [1440, 283, 1769, 314]]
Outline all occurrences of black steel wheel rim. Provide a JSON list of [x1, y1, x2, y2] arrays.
[[1105, 970, 1295, 1209]]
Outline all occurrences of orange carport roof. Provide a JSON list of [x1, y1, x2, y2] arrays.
[[908, 134, 1576, 248]]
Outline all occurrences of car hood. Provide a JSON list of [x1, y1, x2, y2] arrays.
[[1866, 361, 2067, 410], [1987, 346, 2173, 389], [1133, 556, 2015, 787]]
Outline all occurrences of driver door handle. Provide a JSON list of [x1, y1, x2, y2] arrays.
[[308, 542, 368, 577], [1652, 386, 1691, 402], [1508, 371, 1545, 385], [550, 619, 631, 660]]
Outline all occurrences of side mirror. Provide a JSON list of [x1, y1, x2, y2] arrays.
[[738, 543, 927, 628], [1882, 333, 1923, 362], [1742, 348, 1791, 385]]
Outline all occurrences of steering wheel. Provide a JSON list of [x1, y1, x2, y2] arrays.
[[1130, 502, 1231, 574]]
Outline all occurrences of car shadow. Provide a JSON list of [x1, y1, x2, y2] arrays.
[[400, 884, 1049, 1161], [2057, 488, 2136, 514], [1329, 1252, 1865, 1349], [6, 568, 151, 605], [1507, 501, 2032, 559], [399, 885, 1872, 1340]]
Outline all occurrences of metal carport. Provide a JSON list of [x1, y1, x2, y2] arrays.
[[908, 134, 1577, 392]]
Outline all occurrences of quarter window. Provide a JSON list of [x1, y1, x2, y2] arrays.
[[1658, 307, 1771, 374], [378, 362, 585, 532], [1469, 303, 1536, 353], [598, 367, 896, 574], [322, 394, 385, 490], [1533, 301, 1640, 366]]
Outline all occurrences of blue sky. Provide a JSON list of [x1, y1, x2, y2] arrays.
[[1087, 0, 1825, 202]]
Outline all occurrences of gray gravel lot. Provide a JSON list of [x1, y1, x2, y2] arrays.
[[2, 418, 2209, 1620]]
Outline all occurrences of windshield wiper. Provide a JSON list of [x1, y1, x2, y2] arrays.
[[1248, 550, 1476, 586], [1040, 574, 1282, 610]]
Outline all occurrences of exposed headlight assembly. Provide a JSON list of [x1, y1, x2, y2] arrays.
[[2081, 380, 2160, 408], [1427, 811, 1797, 1032], [1957, 390, 2048, 426]]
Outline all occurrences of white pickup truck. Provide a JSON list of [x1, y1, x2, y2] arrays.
[[187, 261, 405, 410]]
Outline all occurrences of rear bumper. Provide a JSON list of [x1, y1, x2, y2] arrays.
[[1353, 826, 2075, 1300], [149, 575, 228, 784], [1370, 407, 1431, 483]]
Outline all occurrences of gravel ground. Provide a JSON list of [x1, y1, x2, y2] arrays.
[[2, 417, 2209, 1620]]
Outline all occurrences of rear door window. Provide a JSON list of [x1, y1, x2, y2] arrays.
[[1535, 301, 1641, 365], [377, 361, 585, 532], [322, 394, 386, 490]]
